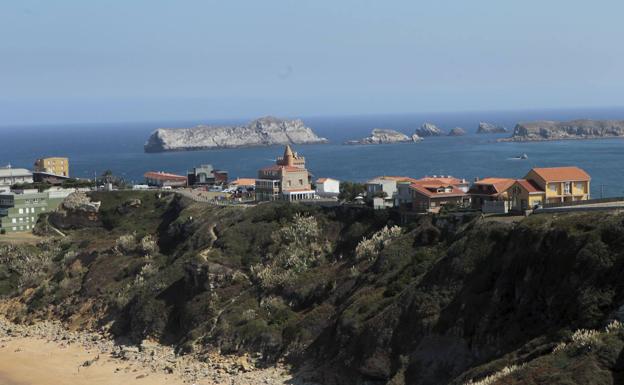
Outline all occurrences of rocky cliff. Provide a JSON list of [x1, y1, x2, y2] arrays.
[[344, 129, 422, 145], [144, 116, 328, 152], [415, 122, 444, 137], [476, 122, 508, 134], [502, 119, 624, 141], [4, 193, 624, 385], [447, 127, 466, 136]]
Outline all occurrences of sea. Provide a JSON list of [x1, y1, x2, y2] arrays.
[[2, 107, 624, 198]]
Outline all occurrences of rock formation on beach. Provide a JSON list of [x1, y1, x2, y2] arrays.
[[415, 122, 444, 137], [344, 128, 422, 145], [502, 119, 624, 141], [144, 116, 328, 152], [447, 127, 466, 136], [476, 122, 508, 134]]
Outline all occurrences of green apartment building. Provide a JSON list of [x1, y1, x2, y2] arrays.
[[0, 190, 66, 233]]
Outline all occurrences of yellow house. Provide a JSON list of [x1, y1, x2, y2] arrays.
[[510, 179, 545, 211], [510, 166, 591, 210], [34, 157, 69, 177], [525, 167, 590, 204]]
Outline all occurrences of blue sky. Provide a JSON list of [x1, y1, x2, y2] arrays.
[[1, 0, 623, 124]]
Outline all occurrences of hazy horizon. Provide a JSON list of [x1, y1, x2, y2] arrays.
[[2, 0, 624, 125]]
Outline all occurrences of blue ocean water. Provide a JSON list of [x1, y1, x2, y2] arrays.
[[1, 107, 624, 197]]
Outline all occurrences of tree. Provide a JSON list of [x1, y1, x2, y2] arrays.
[[339, 182, 366, 202]]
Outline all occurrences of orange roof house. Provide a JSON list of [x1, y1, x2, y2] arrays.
[[524, 166, 591, 205], [469, 177, 516, 210], [408, 177, 471, 212]]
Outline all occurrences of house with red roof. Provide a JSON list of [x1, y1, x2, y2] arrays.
[[144, 171, 187, 187], [469, 177, 516, 212], [408, 176, 471, 213]]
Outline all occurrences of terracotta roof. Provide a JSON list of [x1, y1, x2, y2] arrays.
[[144, 171, 187, 181], [529, 167, 590, 182], [515, 179, 544, 194], [230, 178, 256, 186], [473, 177, 516, 193], [417, 176, 464, 185], [409, 183, 466, 198]]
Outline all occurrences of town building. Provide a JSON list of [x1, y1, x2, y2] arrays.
[[366, 176, 416, 209], [0, 188, 69, 233], [255, 145, 315, 201], [229, 178, 256, 190], [34, 157, 69, 177], [509, 179, 545, 211], [469, 177, 516, 213], [509, 166, 591, 211], [0, 166, 33, 189], [524, 167, 591, 204], [315, 178, 340, 197], [33, 171, 71, 185], [187, 164, 228, 187], [409, 176, 471, 213], [144, 171, 188, 188]]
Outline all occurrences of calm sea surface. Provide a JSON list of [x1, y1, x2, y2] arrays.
[[1, 108, 624, 197]]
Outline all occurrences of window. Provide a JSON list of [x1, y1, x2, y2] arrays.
[[11, 218, 16, 224], [18, 208, 23, 214], [564, 182, 571, 194], [549, 183, 557, 192], [299, 179, 303, 185], [575, 182, 584, 192]]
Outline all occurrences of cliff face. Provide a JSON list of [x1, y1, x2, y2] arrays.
[[344, 129, 422, 145], [4, 193, 624, 385], [477, 122, 508, 134], [503, 119, 624, 141], [144, 116, 328, 152]]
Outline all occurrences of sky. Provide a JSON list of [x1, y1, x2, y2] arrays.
[[1, 0, 624, 125]]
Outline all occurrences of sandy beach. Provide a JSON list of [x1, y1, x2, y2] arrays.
[[0, 337, 184, 385]]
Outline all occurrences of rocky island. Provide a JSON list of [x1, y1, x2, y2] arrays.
[[344, 128, 422, 145], [477, 122, 508, 134], [144, 116, 328, 152], [415, 122, 444, 137], [447, 127, 466, 136], [502, 119, 624, 142]]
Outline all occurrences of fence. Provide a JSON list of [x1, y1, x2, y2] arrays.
[[542, 196, 624, 208]]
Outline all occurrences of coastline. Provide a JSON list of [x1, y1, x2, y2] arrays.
[[497, 135, 624, 143], [0, 316, 307, 385]]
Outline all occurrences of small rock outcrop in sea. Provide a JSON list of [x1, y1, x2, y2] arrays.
[[415, 123, 444, 137], [477, 122, 508, 134], [344, 129, 422, 145], [501, 119, 624, 142], [447, 127, 466, 136], [144, 116, 328, 152]]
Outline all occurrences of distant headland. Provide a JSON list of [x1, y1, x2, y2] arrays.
[[144, 116, 328, 153], [501, 119, 624, 142]]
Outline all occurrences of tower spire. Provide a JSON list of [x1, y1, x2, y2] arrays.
[[283, 144, 294, 166]]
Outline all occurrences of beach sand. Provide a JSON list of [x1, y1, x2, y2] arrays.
[[0, 337, 185, 385]]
